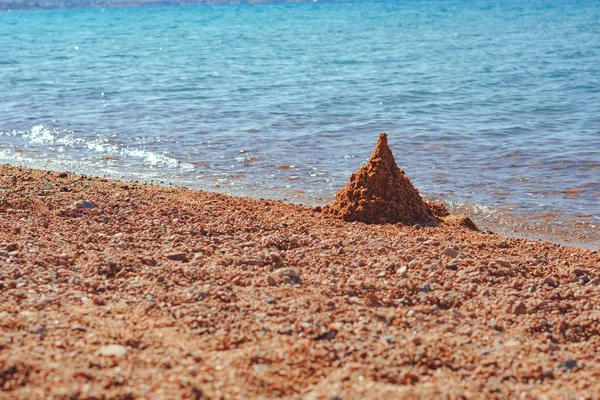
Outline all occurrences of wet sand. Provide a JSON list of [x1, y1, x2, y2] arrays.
[[1, 163, 600, 399]]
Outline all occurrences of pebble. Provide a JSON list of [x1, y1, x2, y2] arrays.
[[97, 344, 127, 358], [166, 252, 188, 261], [74, 200, 96, 209], [71, 324, 87, 332], [559, 359, 578, 371], [443, 248, 460, 258], [513, 301, 527, 315], [496, 258, 512, 268], [274, 268, 300, 279], [544, 276, 558, 288], [269, 252, 283, 266], [267, 276, 278, 286], [146, 294, 153, 301], [243, 258, 264, 267], [93, 296, 107, 306], [446, 262, 458, 270]]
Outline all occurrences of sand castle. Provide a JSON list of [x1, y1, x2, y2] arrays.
[[324, 133, 438, 225]]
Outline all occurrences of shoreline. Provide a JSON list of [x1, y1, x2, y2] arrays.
[[1, 163, 600, 398], [3, 159, 598, 251], [444, 202, 600, 252]]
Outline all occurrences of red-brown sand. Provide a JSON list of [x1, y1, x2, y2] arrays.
[[1, 163, 600, 399]]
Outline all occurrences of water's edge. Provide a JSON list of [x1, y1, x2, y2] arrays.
[[3, 161, 597, 251]]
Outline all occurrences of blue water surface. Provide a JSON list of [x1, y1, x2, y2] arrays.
[[1, 0, 599, 224]]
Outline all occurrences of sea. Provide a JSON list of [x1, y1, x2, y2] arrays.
[[1, 0, 599, 242]]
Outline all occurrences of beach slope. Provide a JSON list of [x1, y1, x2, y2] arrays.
[[1, 164, 599, 398]]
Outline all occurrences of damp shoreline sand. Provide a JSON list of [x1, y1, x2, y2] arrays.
[[1, 163, 600, 398]]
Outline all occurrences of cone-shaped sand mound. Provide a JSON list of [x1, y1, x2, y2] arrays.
[[324, 133, 438, 225]]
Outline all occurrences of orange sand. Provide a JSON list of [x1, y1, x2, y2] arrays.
[[1, 163, 600, 399]]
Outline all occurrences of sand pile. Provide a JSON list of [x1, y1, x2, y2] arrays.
[[324, 133, 437, 225]]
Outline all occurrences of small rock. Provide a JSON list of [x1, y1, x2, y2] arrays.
[[74, 200, 96, 209], [527, 257, 545, 265], [71, 324, 87, 332], [496, 258, 512, 268], [559, 359, 578, 371], [93, 296, 107, 306], [446, 262, 458, 270], [142, 256, 157, 266], [365, 292, 381, 306], [58, 172, 68, 178], [544, 276, 558, 288], [146, 294, 153, 301], [381, 335, 394, 345], [396, 266, 407, 278], [43, 184, 53, 190], [243, 258, 264, 267], [166, 252, 188, 262], [513, 301, 527, 315], [97, 344, 127, 358], [274, 268, 300, 279], [268, 252, 283, 266], [422, 283, 431, 293], [588, 277, 600, 286], [14, 291, 27, 299], [190, 253, 203, 262], [267, 276, 278, 286], [443, 248, 460, 258]]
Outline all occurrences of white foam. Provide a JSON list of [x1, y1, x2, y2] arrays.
[[25, 124, 56, 144]]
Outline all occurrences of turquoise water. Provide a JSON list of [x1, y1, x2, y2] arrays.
[[1, 1, 599, 226]]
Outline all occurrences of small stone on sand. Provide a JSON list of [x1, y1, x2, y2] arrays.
[[166, 252, 188, 261], [97, 344, 127, 358], [74, 200, 96, 209], [443, 248, 460, 258], [274, 268, 301, 279], [513, 302, 527, 315]]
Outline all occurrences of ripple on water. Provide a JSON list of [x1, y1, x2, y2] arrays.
[[0, 0, 599, 246]]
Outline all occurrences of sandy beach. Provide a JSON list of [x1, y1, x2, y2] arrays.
[[1, 154, 600, 399]]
